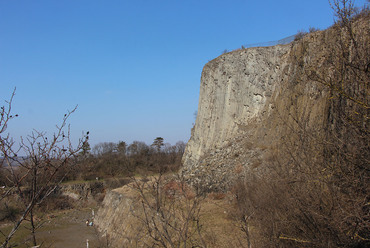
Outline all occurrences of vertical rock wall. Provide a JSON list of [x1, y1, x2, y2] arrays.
[[182, 32, 330, 190], [182, 45, 290, 171]]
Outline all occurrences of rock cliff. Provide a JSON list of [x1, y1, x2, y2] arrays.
[[95, 186, 137, 247], [183, 45, 290, 166], [182, 31, 331, 190]]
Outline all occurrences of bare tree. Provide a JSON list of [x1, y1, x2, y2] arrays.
[[127, 141, 149, 156], [0, 89, 88, 247], [129, 173, 206, 247], [92, 142, 117, 156]]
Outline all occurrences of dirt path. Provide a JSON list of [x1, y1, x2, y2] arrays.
[[36, 208, 102, 248], [0, 208, 102, 248]]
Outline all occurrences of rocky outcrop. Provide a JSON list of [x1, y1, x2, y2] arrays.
[[95, 179, 159, 247], [182, 31, 331, 190], [58, 181, 105, 200], [55, 178, 130, 204], [95, 187, 136, 247]]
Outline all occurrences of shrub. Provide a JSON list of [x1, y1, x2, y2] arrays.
[[0, 204, 20, 222], [294, 30, 307, 41], [308, 26, 320, 32], [37, 195, 74, 212]]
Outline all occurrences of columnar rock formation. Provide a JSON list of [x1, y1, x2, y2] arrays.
[[183, 45, 290, 167], [182, 32, 330, 190]]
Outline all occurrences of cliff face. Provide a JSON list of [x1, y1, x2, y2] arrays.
[[183, 45, 290, 166], [95, 184, 143, 247], [182, 32, 330, 190]]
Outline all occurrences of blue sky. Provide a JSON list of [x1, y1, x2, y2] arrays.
[[0, 0, 367, 148]]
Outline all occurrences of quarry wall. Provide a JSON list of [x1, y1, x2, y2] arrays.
[[182, 45, 290, 168], [182, 31, 330, 190]]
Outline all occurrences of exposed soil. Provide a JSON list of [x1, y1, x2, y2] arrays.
[[40, 208, 102, 248], [1, 208, 103, 248]]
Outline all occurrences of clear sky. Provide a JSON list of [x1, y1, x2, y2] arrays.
[[0, 0, 368, 148]]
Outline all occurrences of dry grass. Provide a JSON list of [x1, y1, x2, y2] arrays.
[[199, 195, 249, 248]]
